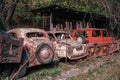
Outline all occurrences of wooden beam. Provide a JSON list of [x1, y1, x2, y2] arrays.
[[50, 12, 53, 31]]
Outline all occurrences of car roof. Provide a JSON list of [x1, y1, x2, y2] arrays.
[[7, 28, 49, 38], [8, 28, 47, 33], [73, 28, 106, 31]]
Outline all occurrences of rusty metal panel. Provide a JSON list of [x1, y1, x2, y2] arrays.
[[17, 38, 23, 63], [0, 35, 23, 63], [7, 28, 55, 67], [109, 39, 120, 53]]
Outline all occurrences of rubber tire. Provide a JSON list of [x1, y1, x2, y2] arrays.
[[15, 64, 27, 78], [0, 65, 2, 75], [2, 64, 13, 78], [36, 43, 54, 64], [77, 35, 86, 44], [15, 50, 28, 78]]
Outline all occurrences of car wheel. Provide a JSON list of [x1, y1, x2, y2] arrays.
[[77, 35, 85, 43], [36, 43, 54, 64], [15, 50, 28, 78], [15, 64, 27, 78], [0, 65, 2, 75], [2, 64, 13, 78]]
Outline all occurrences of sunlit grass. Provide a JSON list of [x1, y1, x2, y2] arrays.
[[68, 56, 120, 80], [27, 62, 71, 80], [22, 53, 120, 80]]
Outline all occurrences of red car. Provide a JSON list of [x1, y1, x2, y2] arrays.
[[72, 28, 117, 57], [72, 28, 114, 45]]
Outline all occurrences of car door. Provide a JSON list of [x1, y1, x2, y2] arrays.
[[102, 30, 112, 44], [90, 30, 102, 44], [5, 32, 23, 62]]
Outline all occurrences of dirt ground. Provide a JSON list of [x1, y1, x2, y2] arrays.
[[17, 51, 120, 80]]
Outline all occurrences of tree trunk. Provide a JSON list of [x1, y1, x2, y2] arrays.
[[0, 0, 19, 31]]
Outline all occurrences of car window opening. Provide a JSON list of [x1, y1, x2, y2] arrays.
[[26, 32, 44, 38], [75, 31, 88, 38], [92, 30, 100, 37]]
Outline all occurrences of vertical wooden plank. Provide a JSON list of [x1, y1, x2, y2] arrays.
[[83, 21, 86, 28], [50, 12, 53, 31], [80, 21, 83, 29], [32, 17, 36, 28], [42, 15, 45, 29], [76, 21, 79, 29], [87, 22, 89, 28], [65, 21, 70, 31], [45, 16, 47, 30], [70, 22, 72, 30]]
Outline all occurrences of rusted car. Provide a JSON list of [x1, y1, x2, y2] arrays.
[[0, 31, 23, 63], [7, 28, 56, 77], [72, 28, 114, 44], [0, 31, 23, 77], [72, 28, 119, 57], [47, 31, 88, 60]]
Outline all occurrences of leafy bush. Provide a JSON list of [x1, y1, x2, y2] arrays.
[[35, 15, 43, 29]]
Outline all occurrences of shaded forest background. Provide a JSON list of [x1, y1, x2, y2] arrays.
[[0, 0, 120, 37]]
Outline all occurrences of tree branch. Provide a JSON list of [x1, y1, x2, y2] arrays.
[[2, 0, 19, 30]]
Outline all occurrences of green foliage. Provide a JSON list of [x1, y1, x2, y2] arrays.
[[51, 0, 104, 14], [10, 0, 120, 34], [35, 15, 42, 29], [67, 54, 120, 80], [14, 1, 32, 19], [14, 0, 105, 19], [37, 70, 48, 76], [49, 68, 60, 76], [26, 62, 71, 80]]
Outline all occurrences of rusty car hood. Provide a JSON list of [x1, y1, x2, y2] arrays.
[[58, 39, 81, 46], [24, 37, 50, 48]]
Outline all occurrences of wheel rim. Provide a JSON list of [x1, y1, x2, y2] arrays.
[[77, 37, 83, 43], [39, 47, 52, 60]]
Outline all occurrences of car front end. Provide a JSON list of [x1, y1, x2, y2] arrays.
[[55, 39, 88, 60], [67, 44, 88, 60]]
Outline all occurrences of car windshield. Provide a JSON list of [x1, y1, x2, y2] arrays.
[[102, 30, 109, 37], [48, 33, 55, 41], [92, 30, 101, 37], [75, 31, 88, 38], [26, 32, 44, 38]]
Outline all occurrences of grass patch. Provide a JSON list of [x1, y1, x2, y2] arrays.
[[27, 62, 71, 80], [37, 70, 48, 76], [21, 53, 120, 80], [49, 68, 60, 76], [68, 57, 120, 80]]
